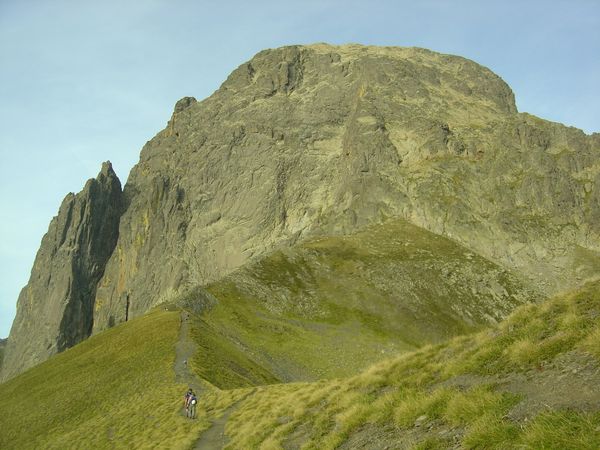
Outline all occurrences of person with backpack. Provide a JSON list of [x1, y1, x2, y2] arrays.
[[188, 391, 198, 419], [183, 388, 193, 416]]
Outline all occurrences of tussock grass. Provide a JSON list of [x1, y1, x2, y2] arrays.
[[444, 386, 518, 426], [582, 326, 600, 358], [519, 411, 600, 449], [394, 388, 452, 427], [413, 436, 454, 450], [222, 280, 600, 449], [225, 383, 313, 448], [462, 413, 520, 449], [441, 280, 600, 377]]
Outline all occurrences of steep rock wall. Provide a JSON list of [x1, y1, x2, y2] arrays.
[[93, 44, 599, 334], [1, 163, 123, 381]]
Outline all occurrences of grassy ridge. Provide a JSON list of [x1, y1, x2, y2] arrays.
[[223, 280, 600, 449], [198, 219, 537, 384], [1, 219, 592, 448], [0, 310, 215, 449]]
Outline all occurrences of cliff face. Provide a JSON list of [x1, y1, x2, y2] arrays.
[[2, 44, 599, 381], [0, 163, 123, 381], [0, 338, 6, 369], [92, 44, 599, 334]]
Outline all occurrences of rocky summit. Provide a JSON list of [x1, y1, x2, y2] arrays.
[[1, 44, 599, 381]]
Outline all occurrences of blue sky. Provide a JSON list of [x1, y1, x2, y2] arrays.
[[0, 0, 598, 338]]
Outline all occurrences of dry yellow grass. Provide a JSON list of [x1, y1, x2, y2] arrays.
[[221, 280, 600, 449]]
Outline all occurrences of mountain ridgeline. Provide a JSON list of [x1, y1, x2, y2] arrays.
[[1, 44, 599, 382]]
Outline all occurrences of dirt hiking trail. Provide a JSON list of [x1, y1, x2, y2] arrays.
[[174, 310, 255, 448], [193, 389, 255, 449], [175, 311, 204, 396]]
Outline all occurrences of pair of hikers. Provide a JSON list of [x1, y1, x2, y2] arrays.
[[184, 388, 198, 419]]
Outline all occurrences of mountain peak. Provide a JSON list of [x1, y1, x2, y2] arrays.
[[221, 43, 516, 117], [95, 161, 119, 185], [1, 159, 124, 381], [3, 44, 599, 383], [99, 160, 113, 176]]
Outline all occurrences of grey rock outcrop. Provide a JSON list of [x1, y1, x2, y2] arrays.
[[0, 162, 123, 381], [3, 44, 600, 380], [92, 44, 599, 334], [0, 338, 6, 369]]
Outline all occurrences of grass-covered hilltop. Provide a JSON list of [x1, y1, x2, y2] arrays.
[[1, 44, 599, 448]]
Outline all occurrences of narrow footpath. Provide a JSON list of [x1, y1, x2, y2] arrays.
[[174, 311, 204, 395], [193, 390, 255, 450], [174, 310, 254, 449]]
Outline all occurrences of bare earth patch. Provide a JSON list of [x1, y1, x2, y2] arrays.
[[440, 351, 600, 421]]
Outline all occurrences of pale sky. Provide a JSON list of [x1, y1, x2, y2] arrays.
[[0, 0, 598, 338]]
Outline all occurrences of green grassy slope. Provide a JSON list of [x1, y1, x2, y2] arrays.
[[1, 218, 570, 449], [0, 310, 245, 450], [195, 218, 539, 383], [0, 262, 596, 449], [223, 279, 600, 449], [188, 314, 281, 389]]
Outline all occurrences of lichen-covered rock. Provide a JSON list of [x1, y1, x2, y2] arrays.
[[0, 163, 123, 381]]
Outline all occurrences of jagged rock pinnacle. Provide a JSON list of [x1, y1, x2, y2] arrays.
[[0, 161, 124, 381], [174, 97, 197, 114]]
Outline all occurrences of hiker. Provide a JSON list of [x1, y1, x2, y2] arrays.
[[183, 388, 193, 416], [188, 391, 198, 419]]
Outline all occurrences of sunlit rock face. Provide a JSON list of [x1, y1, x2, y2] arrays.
[[3, 44, 599, 381]]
